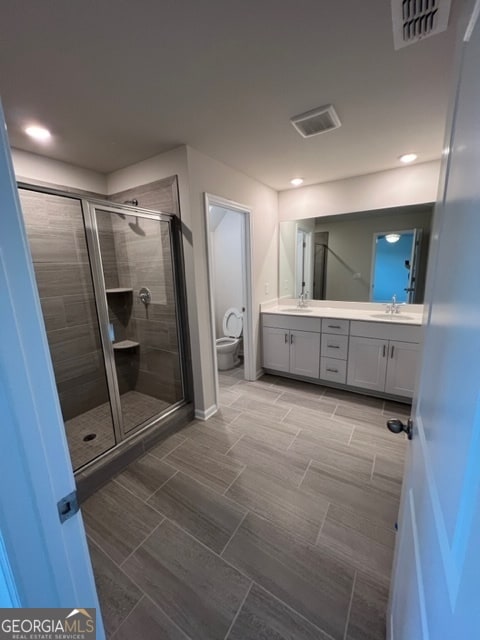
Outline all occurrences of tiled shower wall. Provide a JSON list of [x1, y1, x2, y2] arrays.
[[106, 176, 183, 405], [19, 189, 111, 420]]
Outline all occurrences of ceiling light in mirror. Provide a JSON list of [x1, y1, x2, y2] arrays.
[[399, 153, 417, 164], [290, 178, 304, 187], [385, 233, 401, 243], [25, 125, 51, 141]]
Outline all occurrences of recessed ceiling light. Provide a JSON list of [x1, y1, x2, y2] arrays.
[[25, 125, 51, 141], [290, 178, 304, 187], [399, 153, 417, 164]]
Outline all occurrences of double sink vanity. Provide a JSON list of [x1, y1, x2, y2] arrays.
[[261, 301, 423, 402]]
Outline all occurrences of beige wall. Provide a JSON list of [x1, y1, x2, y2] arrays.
[[278, 160, 440, 221], [185, 146, 278, 399], [12, 148, 107, 194]]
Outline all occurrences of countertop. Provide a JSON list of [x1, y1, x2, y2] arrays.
[[261, 301, 424, 326]]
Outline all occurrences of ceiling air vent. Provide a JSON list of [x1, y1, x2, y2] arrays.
[[290, 105, 341, 139], [392, 0, 452, 50]]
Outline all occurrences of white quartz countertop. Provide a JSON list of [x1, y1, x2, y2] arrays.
[[261, 301, 424, 326]]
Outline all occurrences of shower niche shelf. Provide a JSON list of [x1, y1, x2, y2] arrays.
[[106, 287, 133, 294], [113, 340, 139, 350]]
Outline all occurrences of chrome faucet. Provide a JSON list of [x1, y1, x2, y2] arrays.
[[298, 290, 309, 308], [391, 294, 398, 314], [385, 294, 400, 315]]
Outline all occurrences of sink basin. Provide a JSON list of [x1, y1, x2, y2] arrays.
[[279, 307, 314, 314], [369, 313, 417, 321]]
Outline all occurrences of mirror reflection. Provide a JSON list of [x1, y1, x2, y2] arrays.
[[279, 205, 433, 303], [372, 229, 422, 303]]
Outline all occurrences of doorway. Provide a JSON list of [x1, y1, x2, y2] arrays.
[[204, 194, 254, 407]]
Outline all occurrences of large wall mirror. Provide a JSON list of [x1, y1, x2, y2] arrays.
[[279, 204, 434, 303]]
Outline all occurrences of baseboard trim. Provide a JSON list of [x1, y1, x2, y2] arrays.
[[195, 404, 218, 421], [255, 368, 264, 380]]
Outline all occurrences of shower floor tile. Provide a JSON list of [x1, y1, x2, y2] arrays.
[[65, 391, 170, 470]]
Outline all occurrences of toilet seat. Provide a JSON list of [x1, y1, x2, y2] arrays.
[[223, 307, 243, 338]]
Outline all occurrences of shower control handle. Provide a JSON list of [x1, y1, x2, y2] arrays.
[[139, 287, 152, 305]]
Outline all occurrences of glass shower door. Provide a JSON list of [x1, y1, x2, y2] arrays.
[[19, 189, 117, 471], [89, 204, 185, 435]]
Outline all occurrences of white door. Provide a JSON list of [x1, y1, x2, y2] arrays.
[[0, 102, 104, 635], [384, 340, 419, 399], [389, 4, 480, 637], [347, 336, 387, 392], [289, 330, 320, 379], [262, 326, 290, 372]]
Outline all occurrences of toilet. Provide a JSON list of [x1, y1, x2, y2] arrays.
[[216, 307, 243, 370]]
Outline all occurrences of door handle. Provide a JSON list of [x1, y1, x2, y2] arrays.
[[290, 334, 294, 344], [285, 333, 288, 344], [383, 344, 386, 357], [328, 324, 341, 329], [390, 345, 395, 358], [327, 344, 340, 349], [326, 367, 339, 373], [387, 418, 413, 440]]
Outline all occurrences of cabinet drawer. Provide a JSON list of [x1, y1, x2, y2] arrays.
[[320, 357, 347, 384], [350, 320, 422, 343], [321, 318, 349, 335], [262, 313, 321, 332], [321, 333, 348, 360]]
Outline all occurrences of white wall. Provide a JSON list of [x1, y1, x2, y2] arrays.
[[278, 160, 440, 221], [11, 148, 107, 194], [210, 208, 244, 337]]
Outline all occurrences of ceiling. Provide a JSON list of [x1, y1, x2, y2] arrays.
[[0, 0, 461, 190]]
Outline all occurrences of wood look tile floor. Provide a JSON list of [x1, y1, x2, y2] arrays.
[[82, 366, 408, 639]]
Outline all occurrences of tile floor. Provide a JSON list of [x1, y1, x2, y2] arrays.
[[82, 367, 409, 639], [65, 390, 170, 469]]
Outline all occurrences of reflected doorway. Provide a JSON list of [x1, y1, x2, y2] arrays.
[[371, 229, 422, 303]]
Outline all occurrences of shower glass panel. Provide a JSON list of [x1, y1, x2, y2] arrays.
[[94, 207, 184, 433], [19, 189, 117, 470]]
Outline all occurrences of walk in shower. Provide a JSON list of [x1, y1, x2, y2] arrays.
[[19, 186, 190, 474]]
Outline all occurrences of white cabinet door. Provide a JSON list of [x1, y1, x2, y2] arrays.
[[384, 340, 419, 398], [347, 336, 388, 392], [263, 326, 290, 372], [289, 330, 321, 378]]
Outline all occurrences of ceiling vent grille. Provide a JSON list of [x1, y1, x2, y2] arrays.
[[391, 0, 452, 49], [290, 105, 341, 138]]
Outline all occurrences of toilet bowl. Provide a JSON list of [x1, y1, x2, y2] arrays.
[[216, 307, 243, 370]]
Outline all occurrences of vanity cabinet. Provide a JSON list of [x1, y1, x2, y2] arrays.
[[262, 313, 422, 401], [262, 314, 321, 379], [347, 321, 421, 398]]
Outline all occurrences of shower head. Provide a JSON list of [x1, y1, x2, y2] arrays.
[[128, 216, 146, 236], [123, 199, 138, 206]]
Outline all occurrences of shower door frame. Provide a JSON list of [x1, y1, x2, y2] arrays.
[[83, 200, 191, 443], [17, 182, 192, 472]]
